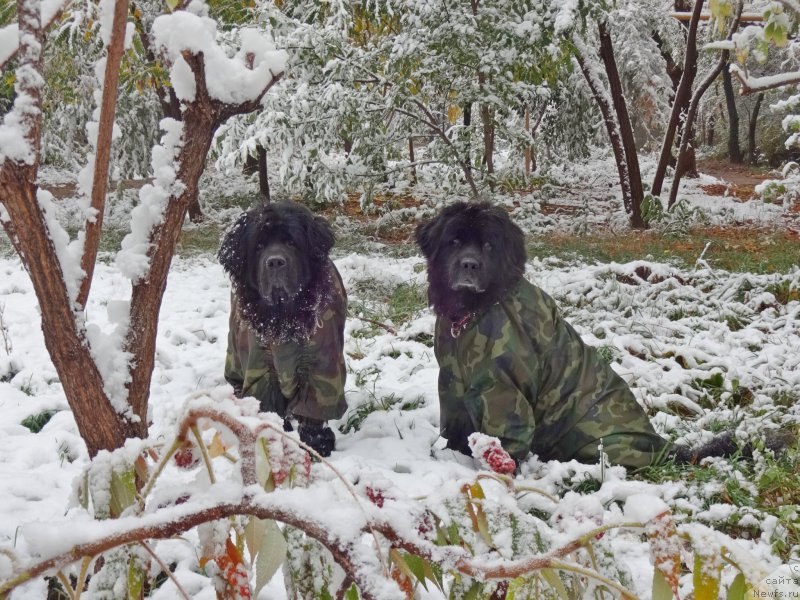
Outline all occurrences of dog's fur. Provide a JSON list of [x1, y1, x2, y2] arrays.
[[219, 201, 336, 343], [416, 202, 526, 319]]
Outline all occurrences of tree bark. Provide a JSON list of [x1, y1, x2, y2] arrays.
[[0, 2, 138, 455], [652, 0, 705, 198], [574, 48, 643, 228], [130, 3, 205, 223], [257, 145, 270, 202], [748, 92, 764, 164], [78, 0, 130, 309], [408, 137, 417, 184], [723, 60, 743, 163], [669, 4, 743, 207], [124, 52, 282, 425], [477, 72, 495, 185], [597, 22, 646, 229]]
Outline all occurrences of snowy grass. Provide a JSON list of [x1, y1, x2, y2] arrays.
[[1, 242, 798, 597], [1, 159, 798, 597]]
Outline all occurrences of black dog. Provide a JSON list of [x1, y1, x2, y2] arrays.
[[219, 202, 347, 457], [416, 202, 790, 468]]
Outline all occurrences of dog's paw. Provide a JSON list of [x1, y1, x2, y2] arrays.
[[299, 419, 336, 457]]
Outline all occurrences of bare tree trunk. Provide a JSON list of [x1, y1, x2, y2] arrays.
[[669, 4, 743, 207], [1, 9, 284, 457], [723, 60, 743, 163], [478, 72, 495, 186], [124, 53, 282, 424], [524, 106, 532, 174], [257, 145, 270, 202], [748, 92, 764, 164], [652, 0, 705, 198], [574, 45, 644, 229], [597, 22, 646, 229], [131, 2, 204, 223], [707, 111, 716, 146], [408, 137, 417, 184]]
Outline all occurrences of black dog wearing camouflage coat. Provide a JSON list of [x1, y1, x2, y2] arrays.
[[219, 201, 347, 456]]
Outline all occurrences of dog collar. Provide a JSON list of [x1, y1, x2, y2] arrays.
[[450, 312, 475, 338]]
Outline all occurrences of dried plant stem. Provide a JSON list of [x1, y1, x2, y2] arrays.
[[55, 571, 75, 600], [0, 303, 12, 355], [72, 555, 92, 600], [191, 424, 216, 484], [138, 542, 192, 600]]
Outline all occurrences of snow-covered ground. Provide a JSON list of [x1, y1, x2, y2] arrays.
[[1, 233, 798, 597], [1, 158, 799, 597]]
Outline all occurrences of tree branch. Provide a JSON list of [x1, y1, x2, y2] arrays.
[[652, 0, 706, 198], [730, 66, 800, 95], [669, 1, 744, 207], [77, 0, 131, 309], [0, 1, 68, 71]]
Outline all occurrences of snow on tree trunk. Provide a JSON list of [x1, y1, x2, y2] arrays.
[[1, 3, 286, 457]]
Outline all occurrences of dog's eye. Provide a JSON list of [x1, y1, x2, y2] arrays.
[[483, 242, 492, 252], [285, 239, 295, 248], [450, 238, 461, 247]]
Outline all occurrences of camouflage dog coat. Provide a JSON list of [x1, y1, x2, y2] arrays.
[[435, 277, 669, 468], [225, 260, 348, 422]]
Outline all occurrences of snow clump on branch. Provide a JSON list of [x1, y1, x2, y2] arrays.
[[151, 11, 287, 105]]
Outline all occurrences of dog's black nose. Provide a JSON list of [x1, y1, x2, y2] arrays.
[[266, 255, 287, 269], [460, 257, 480, 271]]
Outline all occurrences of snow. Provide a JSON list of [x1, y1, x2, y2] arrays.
[[0, 1, 66, 67], [2, 143, 799, 598], [623, 493, 670, 523], [151, 12, 287, 105], [1, 222, 798, 596], [115, 118, 185, 282]]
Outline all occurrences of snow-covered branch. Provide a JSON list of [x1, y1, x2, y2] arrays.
[[730, 64, 800, 95], [0, 0, 67, 71]]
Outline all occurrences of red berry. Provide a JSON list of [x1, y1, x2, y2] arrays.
[[483, 446, 516, 474], [173, 443, 200, 470], [366, 486, 386, 508]]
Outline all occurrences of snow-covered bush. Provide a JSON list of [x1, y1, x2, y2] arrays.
[[0, 395, 783, 599]]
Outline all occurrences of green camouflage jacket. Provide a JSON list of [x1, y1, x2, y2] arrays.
[[225, 262, 348, 421], [435, 278, 668, 468]]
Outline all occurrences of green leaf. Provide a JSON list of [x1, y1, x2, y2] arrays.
[[256, 438, 272, 489], [344, 584, 360, 600], [402, 553, 429, 591], [109, 467, 137, 519], [541, 568, 570, 599], [244, 516, 267, 562], [127, 556, 146, 600], [462, 582, 482, 600], [166, 0, 180, 10], [78, 471, 89, 510], [425, 559, 445, 593], [694, 553, 722, 600], [652, 569, 674, 600], [727, 573, 746, 600], [254, 519, 287, 596]]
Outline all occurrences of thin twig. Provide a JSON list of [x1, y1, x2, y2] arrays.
[[138, 541, 192, 600]]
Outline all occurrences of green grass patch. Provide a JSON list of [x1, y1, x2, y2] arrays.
[[528, 227, 800, 274], [340, 393, 425, 434], [21, 410, 55, 433]]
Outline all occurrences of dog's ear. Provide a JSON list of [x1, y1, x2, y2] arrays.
[[307, 215, 335, 258], [415, 215, 443, 259], [218, 211, 255, 283]]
